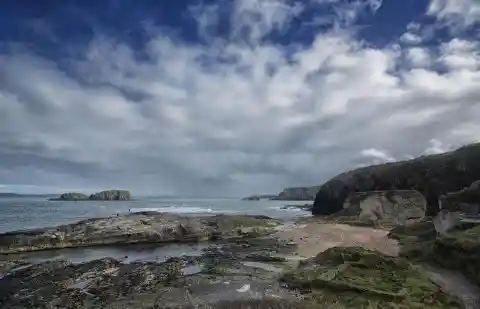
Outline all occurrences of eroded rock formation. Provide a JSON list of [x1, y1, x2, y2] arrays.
[[313, 143, 480, 216], [339, 190, 426, 225]]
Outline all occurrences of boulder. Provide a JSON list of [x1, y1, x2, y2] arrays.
[[339, 190, 426, 225], [88, 189, 131, 201], [313, 143, 480, 216], [48, 192, 88, 201]]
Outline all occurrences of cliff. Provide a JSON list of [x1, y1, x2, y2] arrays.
[[272, 186, 321, 201], [88, 189, 131, 201], [313, 143, 480, 216]]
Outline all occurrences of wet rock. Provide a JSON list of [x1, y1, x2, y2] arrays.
[[0, 214, 281, 254], [281, 247, 463, 308], [0, 259, 29, 274], [0, 237, 299, 308]]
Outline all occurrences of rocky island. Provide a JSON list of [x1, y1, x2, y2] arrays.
[[49, 189, 132, 201]]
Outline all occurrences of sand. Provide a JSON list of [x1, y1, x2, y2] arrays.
[[274, 219, 399, 258], [274, 219, 480, 308]]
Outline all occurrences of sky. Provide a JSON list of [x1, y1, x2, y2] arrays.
[[0, 0, 479, 197]]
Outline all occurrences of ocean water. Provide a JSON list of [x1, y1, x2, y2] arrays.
[[0, 197, 312, 233]]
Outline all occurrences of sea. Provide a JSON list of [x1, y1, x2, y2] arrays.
[[0, 197, 311, 265], [0, 197, 312, 233]]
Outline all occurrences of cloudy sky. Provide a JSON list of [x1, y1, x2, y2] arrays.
[[0, 0, 479, 196]]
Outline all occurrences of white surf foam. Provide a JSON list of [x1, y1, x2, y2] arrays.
[[133, 206, 214, 214], [267, 206, 305, 211]]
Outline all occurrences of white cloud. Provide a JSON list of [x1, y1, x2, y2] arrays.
[[361, 148, 396, 163], [0, 0, 480, 196], [440, 39, 480, 70], [400, 32, 423, 45], [406, 47, 431, 67], [427, 0, 480, 31], [423, 139, 450, 155]]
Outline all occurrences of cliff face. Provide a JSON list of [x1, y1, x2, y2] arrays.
[[88, 190, 131, 201], [272, 186, 320, 201], [313, 143, 480, 216], [339, 190, 426, 226], [440, 180, 480, 214]]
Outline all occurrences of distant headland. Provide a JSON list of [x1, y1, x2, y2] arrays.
[[48, 189, 131, 201]]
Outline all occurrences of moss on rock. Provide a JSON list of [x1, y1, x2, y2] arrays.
[[281, 247, 462, 309], [431, 224, 480, 285]]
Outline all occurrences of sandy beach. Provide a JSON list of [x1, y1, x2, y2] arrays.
[[275, 219, 400, 258]]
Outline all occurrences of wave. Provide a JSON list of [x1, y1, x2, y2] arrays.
[[267, 206, 306, 211], [133, 206, 214, 214]]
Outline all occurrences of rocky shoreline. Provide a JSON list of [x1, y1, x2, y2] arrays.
[[0, 213, 281, 254], [0, 211, 474, 308]]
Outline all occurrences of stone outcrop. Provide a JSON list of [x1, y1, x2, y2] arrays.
[[440, 180, 480, 215], [48, 192, 88, 201], [338, 190, 426, 226], [88, 189, 131, 201], [431, 224, 480, 286], [0, 212, 281, 254], [313, 143, 480, 216], [272, 186, 321, 201], [280, 246, 461, 308]]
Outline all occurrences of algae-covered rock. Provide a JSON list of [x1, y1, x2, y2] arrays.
[[89, 189, 131, 201], [0, 237, 299, 308], [313, 143, 480, 216], [49, 192, 88, 201], [388, 220, 438, 260], [281, 247, 462, 309], [432, 224, 480, 286]]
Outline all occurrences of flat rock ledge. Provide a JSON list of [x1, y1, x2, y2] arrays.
[[0, 212, 281, 254], [0, 243, 463, 308]]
